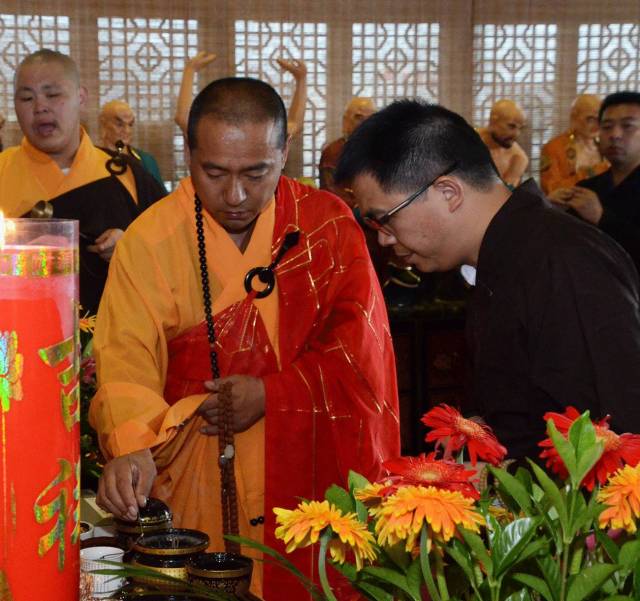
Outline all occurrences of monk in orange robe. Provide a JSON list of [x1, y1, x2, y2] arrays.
[[0, 49, 165, 313], [90, 77, 400, 599], [540, 94, 609, 194]]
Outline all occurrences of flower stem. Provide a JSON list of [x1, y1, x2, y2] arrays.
[[318, 530, 338, 601], [435, 550, 450, 601], [420, 523, 442, 601]]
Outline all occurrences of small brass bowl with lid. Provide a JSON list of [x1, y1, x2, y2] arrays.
[[130, 528, 209, 589], [114, 497, 173, 553], [187, 552, 253, 595]]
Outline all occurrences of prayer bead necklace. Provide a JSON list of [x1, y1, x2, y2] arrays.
[[194, 194, 240, 555]]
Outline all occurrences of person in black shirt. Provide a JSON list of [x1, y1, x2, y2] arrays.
[[548, 91, 640, 271], [335, 99, 640, 460]]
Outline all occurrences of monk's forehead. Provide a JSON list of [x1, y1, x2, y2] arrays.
[[15, 58, 78, 88]]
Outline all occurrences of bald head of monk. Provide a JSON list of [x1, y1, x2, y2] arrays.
[[186, 77, 290, 246], [488, 99, 526, 149], [342, 97, 376, 138], [13, 49, 87, 168], [569, 94, 601, 140], [99, 99, 136, 150]]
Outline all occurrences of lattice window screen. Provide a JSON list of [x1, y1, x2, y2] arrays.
[[577, 24, 640, 95], [234, 20, 327, 179], [0, 15, 70, 123], [352, 23, 440, 107], [473, 23, 557, 176], [97, 17, 198, 184]]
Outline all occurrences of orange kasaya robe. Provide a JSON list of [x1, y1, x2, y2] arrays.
[[0, 129, 138, 217], [89, 175, 400, 600], [540, 130, 609, 194], [0, 130, 166, 313]]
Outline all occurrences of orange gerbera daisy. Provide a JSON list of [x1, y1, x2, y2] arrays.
[[354, 481, 390, 508], [374, 485, 484, 552], [274, 500, 376, 570], [539, 406, 640, 491], [382, 454, 480, 500], [598, 463, 640, 533], [421, 404, 507, 466]]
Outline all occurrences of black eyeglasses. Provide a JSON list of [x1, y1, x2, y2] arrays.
[[362, 163, 458, 233]]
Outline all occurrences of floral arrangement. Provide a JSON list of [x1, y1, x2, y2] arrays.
[[79, 312, 103, 489], [244, 404, 640, 601]]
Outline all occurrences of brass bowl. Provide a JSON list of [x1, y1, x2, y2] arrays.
[[130, 528, 209, 589], [187, 552, 253, 595]]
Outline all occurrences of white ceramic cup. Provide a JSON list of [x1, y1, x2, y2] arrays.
[[80, 545, 125, 599]]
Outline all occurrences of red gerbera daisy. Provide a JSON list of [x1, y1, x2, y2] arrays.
[[421, 404, 507, 466], [539, 406, 640, 491], [383, 453, 480, 500]]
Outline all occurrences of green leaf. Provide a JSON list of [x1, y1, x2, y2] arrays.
[[511, 573, 554, 601], [381, 541, 411, 572], [459, 528, 493, 578], [547, 419, 578, 485], [596, 529, 621, 564], [620, 541, 640, 570], [361, 567, 418, 599], [325, 484, 355, 514], [356, 581, 395, 601], [600, 596, 634, 600], [568, 414, 604, 487], [490, 466, 533, 513], [529, 460, 569, 533], [504, 589, 534, 601], [445, 539, 478, 587], [493, 517, 540, 578], [566, 563, 619, 601], [348, 470, 371, 492], [514, 538, 548, 564], [536, 556, 561, 601], [405, 558, 424, 600]]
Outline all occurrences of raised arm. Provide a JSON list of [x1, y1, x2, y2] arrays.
[[174, 51, 217, 135], [276, 58, 307, 138]]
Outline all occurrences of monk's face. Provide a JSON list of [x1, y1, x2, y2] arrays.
[[343, 100, 376, 137], [101, 104, 135, 148], [599, 103, 640, 169], [189, 116, 289, 236], [489, 108, 525, 148], [14, 60, 86, 161]]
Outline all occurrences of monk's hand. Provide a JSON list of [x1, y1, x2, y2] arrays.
[[276, 58, 307, 81], [567, 186, 603, 224], [186, 51, 217, 72], [96, 448, 157, 521], [87, 228, 124, 261], [547, 187, 574, 209], [198, 375, 265, 436]]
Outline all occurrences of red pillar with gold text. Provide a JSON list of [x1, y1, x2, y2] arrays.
[[0, 218, 79, 600]]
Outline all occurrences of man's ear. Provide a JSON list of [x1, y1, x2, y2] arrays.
[[435, 176, 464, 213], [281, 134, 292, 169], [78, 85, 88, 109]]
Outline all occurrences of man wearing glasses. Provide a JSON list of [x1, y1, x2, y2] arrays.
[[335, 99, 640, 460]]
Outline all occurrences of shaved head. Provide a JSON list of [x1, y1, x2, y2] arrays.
[[100, 99, 132, 119], [570, 94, 601, 139], [15, 49, 79, 87], [490, 99, 526, 124], [343, 97, 376, 137], [187, 77, 287, 150]]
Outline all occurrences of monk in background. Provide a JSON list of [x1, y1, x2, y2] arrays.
[[478, 99, 528, 188], [540, 94, 609, 194], [99, 99, 166, 189]]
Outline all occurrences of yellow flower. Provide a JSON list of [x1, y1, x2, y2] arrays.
[[79, 314, 97, 334], [274, 500, 377, 570], [354, 481, 391, 509], [374, 485, 484, 552], [598, 463, 640, 533]]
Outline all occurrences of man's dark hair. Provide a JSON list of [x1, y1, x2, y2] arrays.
[[599, 91, 640, 122], [187, 77, 287, 150], [335, 99, 499, 193]]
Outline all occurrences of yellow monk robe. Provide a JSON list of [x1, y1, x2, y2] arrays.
[[0, 129, 138, 216], [540, 130, 609, 194], [90, 178, 278, 595]]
